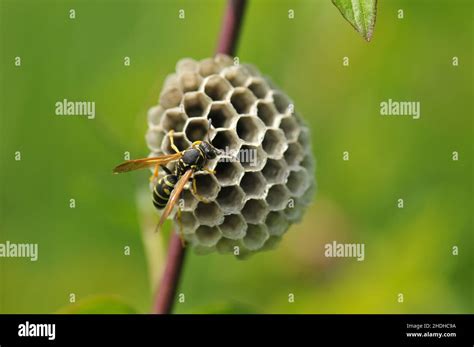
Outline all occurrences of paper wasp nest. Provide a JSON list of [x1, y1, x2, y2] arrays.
[[146, 54, 315, 258]]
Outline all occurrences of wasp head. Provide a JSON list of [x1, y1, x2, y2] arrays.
[[199, 141, 221, 160]]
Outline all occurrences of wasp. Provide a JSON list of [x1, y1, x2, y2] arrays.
[[113, 127, 221, 237]]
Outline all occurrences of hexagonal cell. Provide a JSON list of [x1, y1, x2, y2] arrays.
[[159, 87, 183, 109], [159, 107, 187, 132], [284, 142, 305, 167], [192, 173, 220, 200], [242, 224, 269, 251], [163, 73, 179, 90], [198, 58, 220, 77], [241, 199, 269, 224], [262, 159, 289, 185], [194, 201, 224, 226], [203, 75, 232, 101], [207, 102, 237, 129], [219, 214, 247, 240], [161, 131, 191, 154], [214, 54, 234, 70], [271, 90, 292, 114], [240, 171, 267, 199], [260, 235, 282, 252], [254, 100, 278, 127], [283, 203, 305, 223], [147, 106, 165, 127], [301, 153, 315, 172], [211, 129, 241, 152], [146, 127, 166, 152], [222, 65, 251, 87], [266, 184, 290, 211], [175, 210, 198, 234], [242, 64, 261, 77], [279, 116, 301, 142], [286, 168, 310, 197], [238, 145, 266, 171], [236, 115, 265, 144], [195, 225, 222, 247], [216, 237, 242, 255], [179, 71, 202, 92], [183, 92, 211, 118], [178, 189, 198, 211], [184, 117, 210, 142], [176, 58, 199, 73], [246, 77, 269, 99], [299, 180, 315, 206], [214, 161, 244, 186], [265, 211, 289, 236], [262, 128, 288, 159], [230, 87, 257, 114], [216, 185, 245, 213]]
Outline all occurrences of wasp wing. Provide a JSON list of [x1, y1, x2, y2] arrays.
[[156, 169, 193, 233], [113, 153, 182, 174]]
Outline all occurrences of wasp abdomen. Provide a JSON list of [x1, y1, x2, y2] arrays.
[[152, 174, 178, 210]]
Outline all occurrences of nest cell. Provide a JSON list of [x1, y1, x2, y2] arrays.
[[262, 159, 289, 185], [216, 185, 245, 213], [241, 199, 269, 224], [262, 128, 288, 159], [243, 224, 269, 251], [183, 92, 211, 118], [239, 171, 267, 199], [203, 75, 232, 101], [219, 214, 247, 240], [230, 87, 257, 114]]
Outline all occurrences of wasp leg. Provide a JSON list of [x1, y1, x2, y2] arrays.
[[203, 167, 216, 175], [177, 207, 186, 247], [150, 164, 160, 182], [150, 164, 173, 182], [168, 130, 180, 154], [192, 176, 211, 203]]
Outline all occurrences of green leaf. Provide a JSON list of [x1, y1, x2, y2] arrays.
[[56, 295, 137, 314], [332, 0, 377, 41]]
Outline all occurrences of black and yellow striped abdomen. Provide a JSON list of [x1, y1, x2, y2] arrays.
[[152, 174, 178, 210]]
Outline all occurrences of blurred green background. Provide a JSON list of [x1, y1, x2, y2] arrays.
[[0, 0, 472, 314]]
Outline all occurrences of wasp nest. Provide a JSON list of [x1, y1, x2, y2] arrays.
[[146, 54, 315, 258]]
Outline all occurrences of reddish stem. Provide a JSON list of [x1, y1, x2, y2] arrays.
[[217, 0, 248, 56], [151, 0, 247, 314], [152, 233, 186, 314]]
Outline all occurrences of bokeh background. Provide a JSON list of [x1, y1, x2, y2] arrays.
[[0, 0, 472, 314]]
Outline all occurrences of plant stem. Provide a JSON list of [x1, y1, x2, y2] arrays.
[[151, 0, 247, 314], [217, 0, 248, 55], [152, 232, 186, 314]]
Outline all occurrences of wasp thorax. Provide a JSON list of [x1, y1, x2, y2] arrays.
[[146, 54, 315, 258]]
